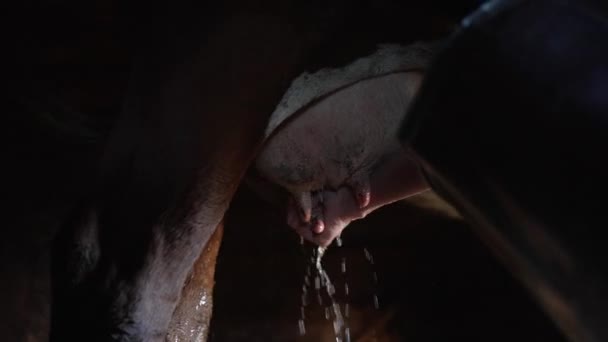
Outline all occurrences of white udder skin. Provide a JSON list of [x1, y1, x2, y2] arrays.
[[256, 71, 423, 193], [255, 71, 425, 233]]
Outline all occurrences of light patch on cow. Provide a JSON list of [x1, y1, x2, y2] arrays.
[[265, 43, 435, 138]]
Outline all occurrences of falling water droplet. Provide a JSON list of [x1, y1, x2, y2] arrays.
[[297, 241, 353, 341], [298, 319, 306, 336], [332, 302, 343, 325], [481, 1, 493, 12], [363, 247, 381, 311], [363, 248, 374, 264], [316, 246, 326, 268], [333, 320, 341, 334]]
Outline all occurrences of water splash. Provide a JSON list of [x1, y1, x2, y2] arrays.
[[298, 238, 351, 341], [314, 246, 346, 341], [300, 235, 388, 342], [338, 235, 351, 342]]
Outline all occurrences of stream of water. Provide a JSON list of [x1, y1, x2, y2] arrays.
[[298, 235, 379, 341]]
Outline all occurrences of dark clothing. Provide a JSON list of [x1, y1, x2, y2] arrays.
[[401, 1, 608, 341]]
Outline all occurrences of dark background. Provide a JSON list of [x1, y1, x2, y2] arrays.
[[210, 188, 566, 341], [3, 1, 568, 341]]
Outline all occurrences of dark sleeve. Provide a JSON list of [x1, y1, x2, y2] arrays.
[[400, 1, 608, 341]]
